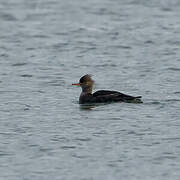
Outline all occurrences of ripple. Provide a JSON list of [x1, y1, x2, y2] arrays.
[[32, 34, 50, 39], [0, 13, 17, 21], [52, 42, 69, 49], [154, 155, 177, 161], [39, 147, 53, 153], [26, 47, 36, 51], [161, 7, 172, 12], [109, 45, 132, 49], [24, 107, 30, 111], [51, 136, 67, 142], [95, 63, 117, 67], [164, 99, 180, 102], [146, 101, 161, 105], [60, 146, 76, 150], [43, 80, 65, 86], [0, 53, 8, 57], [0, 152, 13, 157], [74, 138, 91, 142], [54, 32, 68, 36], [71, 153, 88, 159], [32, 90, 45, 93], [0, 132, 16, 136], [12, 63, 28, 66], [162, 137, 180, 141], [166, 67, 180, 71], [144, 40, 154, 44], [20, 74, 33, 78], [127, 131, 145, 136]]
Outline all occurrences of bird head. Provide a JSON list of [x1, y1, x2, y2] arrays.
[[72, 74, 94, 93]]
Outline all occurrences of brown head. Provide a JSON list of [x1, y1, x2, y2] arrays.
[[72, 74, 94, 93]]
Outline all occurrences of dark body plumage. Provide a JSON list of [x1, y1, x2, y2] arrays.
[[72, 75, 142, 104], [79, 90, 142, 104]]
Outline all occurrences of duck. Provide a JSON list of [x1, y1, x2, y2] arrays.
[[72, 74, 142, 104]]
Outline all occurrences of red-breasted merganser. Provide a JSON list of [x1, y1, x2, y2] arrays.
[[72, 74, 142, 104]]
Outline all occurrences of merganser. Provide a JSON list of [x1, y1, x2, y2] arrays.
[[72, 74, 142, 104]]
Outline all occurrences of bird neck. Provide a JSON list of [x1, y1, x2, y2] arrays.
[[81, 85, 93, 94]]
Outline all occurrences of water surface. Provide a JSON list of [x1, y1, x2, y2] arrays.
[[0, 0, 180, 179]]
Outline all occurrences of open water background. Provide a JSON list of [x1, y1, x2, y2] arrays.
[[0, 0, 180, 179]]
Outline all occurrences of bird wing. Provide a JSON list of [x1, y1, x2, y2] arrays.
[[92, 90, 142, 103], [93, 90, 120, 97]]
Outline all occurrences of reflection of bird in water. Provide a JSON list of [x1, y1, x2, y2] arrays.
[[72, 74, 142, 104]]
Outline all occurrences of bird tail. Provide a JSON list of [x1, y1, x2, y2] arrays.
[[133, 96, 143, 103], [135, 96, 142, 98]]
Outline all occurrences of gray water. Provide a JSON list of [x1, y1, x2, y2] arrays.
[[0, 0, 180, 179]]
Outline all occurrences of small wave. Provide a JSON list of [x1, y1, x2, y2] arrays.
[[109, 45, 132, 49], [95, 63, 117, 68], [0, 152, 13, 157], [127, 131, 145, 136], [162, 137, 180, 141], [153, 155, 176, 162], [32, 34, 50, 38], [52, 42, 69, 49], [20, 74, 33, 78], [144, 40, 154, 44], [145, 101, 161, 105], [44, 80, 65, 87], [71, 153, 88, 159], [12, 63, 28, 66], [74, 138, 91, 142], [164, 99, 180, 102], [161, 7, 172, 12], [30, 90, 45, 94], [0, 13, 17, 21], [0, 53, 8, 57], [26, 47, 36, 51], [61, 146, 76, 150], [166, 67, 180, 71]]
